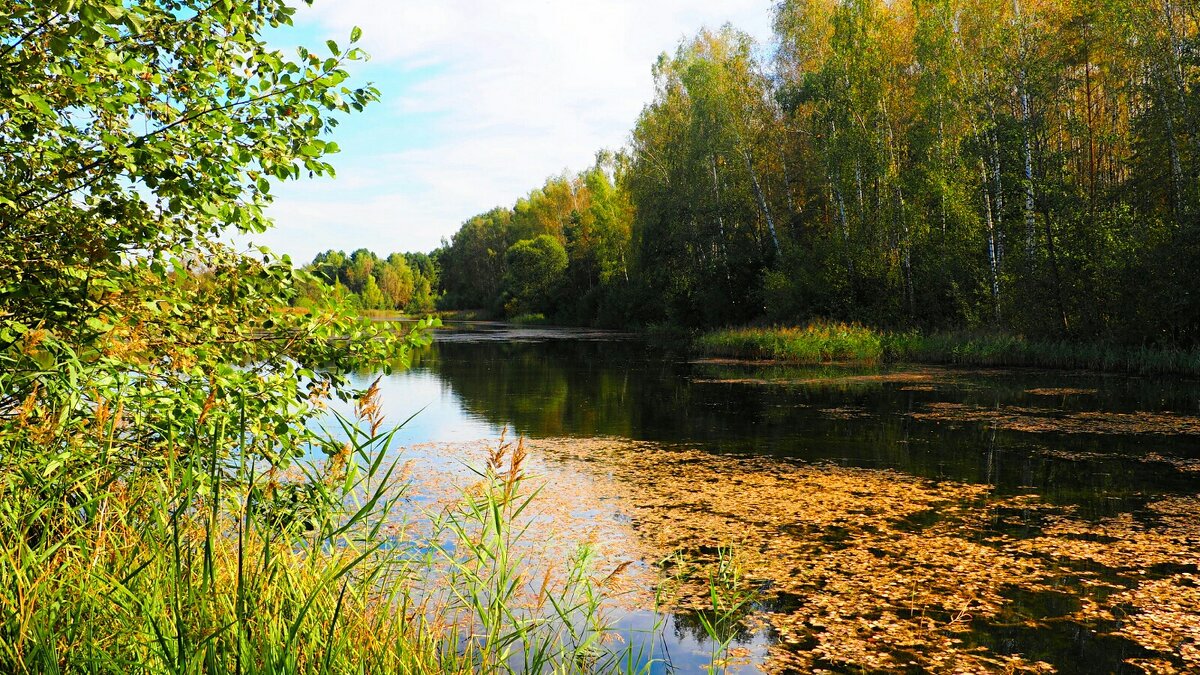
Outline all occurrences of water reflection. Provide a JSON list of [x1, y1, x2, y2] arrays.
[[342, 323, 1200, 673], [385, 327, 1200, 510]]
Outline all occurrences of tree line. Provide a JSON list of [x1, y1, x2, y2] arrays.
[[296, 249, 438, 313], [312, 0, 1200, 346]]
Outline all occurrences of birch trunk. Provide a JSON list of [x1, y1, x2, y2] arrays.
[[1014, 0, 1037, 259], [742, 148, 780, 255], [990, 128, 1006, 265], [981, 160, 1002, 321], [709, 155, 731, 278]]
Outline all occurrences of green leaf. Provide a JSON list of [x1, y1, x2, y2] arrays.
[[20, 93, 52, 116], [86, 317, 114, 333]]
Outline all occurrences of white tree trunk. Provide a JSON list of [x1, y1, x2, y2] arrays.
[[982, 160, 1002, 321], [742, 148, 780, 255], [1014, 0, 1037, 259]]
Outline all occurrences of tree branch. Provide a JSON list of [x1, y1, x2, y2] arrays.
[[11, 65, 340, 221], [0, 12, 63, 62]]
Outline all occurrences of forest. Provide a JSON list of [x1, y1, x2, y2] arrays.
[[6, 1, 1200, 673], [316, 0, 1200, 347], [297, 249, 439, 313]]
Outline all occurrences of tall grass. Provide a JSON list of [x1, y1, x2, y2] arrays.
[[695, 323, 1200, 375], [508, 313, 550, 326], [0, 384, 659, 674], [695, 322, 884, 364], [883, 331, 1200, 374]]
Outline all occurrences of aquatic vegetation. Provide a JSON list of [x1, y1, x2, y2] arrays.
[[695, 323, 885, 364], [690, 368, 937, 388], [1110, 576, 1200, 668], [0, 407, 646, 674], [509, 313, 550, 325], [1142, 454, 1200, 474], [910, 403, 1200, 436], [887, 333, 1200, 376], [411, 437, 1200, 673], [696, 325, 1200, 376]]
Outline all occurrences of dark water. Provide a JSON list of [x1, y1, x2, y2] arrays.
[[350, 322, 1200, 673]]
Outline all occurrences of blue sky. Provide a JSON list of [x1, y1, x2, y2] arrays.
[[250, 0, 776, 263]]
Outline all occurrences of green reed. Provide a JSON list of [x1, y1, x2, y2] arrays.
[[696, 323, 1200, 375], [0, 387, 680, 674], [695, 322, 885, 364], [882, 331, 1200, 375]]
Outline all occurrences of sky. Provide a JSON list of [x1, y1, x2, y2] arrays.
[[250, 0, 777, 264]]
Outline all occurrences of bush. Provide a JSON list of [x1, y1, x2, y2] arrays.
[[501, 235, 569, 317]]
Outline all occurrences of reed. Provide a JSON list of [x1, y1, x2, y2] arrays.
[[882, 331, 1200, 375], [0, 386, 659, 674], [695, 322, 884, 364], [695, 323, 1200, 375]]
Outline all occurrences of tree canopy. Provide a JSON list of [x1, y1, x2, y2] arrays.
[[300, 248, 437, 312], [1, 0, 427, 470], [412, 3, 1200, 346], [502, 234, 568, 317]]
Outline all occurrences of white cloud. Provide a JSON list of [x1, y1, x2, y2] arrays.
[[258, 0, 776, 262]]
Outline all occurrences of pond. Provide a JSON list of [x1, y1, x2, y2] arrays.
[[341, 321, 1200, 673]]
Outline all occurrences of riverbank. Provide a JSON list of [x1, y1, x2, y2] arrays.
[[694, 323, 1200, 376]]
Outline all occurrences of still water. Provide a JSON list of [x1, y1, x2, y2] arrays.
[[347, 322, 1200, 673]]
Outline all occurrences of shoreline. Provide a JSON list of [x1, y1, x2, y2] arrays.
[[691, 323, 1200, 377], [353, 312, 1200, 378]]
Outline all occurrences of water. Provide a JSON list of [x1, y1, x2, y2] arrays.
[[344, 322, 1200, 673]]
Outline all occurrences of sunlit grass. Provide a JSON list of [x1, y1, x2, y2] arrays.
[[696, 323, 1200, 375], [0, 387, 677, 674], [695, 322, 884, 364], [509, 313, 550, 326]]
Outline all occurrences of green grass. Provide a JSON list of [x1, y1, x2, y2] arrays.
[[696, 323, 1200, 376], [0, 395, 670, 674], [508, 313, 549, 326], [430, 309, 498, 322], [695, 322, 884, 364], [883, 331, 1200, 375]]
